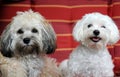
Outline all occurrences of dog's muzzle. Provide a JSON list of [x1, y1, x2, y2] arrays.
[[90, 30, 101, 42], [16, 37, 40, 55]]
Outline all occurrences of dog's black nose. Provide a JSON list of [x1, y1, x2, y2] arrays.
[[93, 30, 100, 36], [23, 38, 30, 44]]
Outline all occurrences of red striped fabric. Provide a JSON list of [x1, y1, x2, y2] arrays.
[[0, 0, 120, 75], [111, 1, 120, 75]]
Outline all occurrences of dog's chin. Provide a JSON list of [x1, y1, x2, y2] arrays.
[[88, 43, 103, 50], [22, 45, 37, 53], [84, 36, 105, 50], [15, 43, 40, 56]]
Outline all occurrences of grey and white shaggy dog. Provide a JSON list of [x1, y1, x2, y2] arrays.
[[0, 10, 61, 77], [59, 12, 120, 77]]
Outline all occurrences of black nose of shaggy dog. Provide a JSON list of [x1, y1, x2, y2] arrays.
[[23, 38, 30, 44], [93, 30, 100, 36]]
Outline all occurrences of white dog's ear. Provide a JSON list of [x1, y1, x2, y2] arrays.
[[73, 14, 89, 42], [107, 17, 120, 44], [41, 21, 57, 54], [0, 23, 14, 57], [73, 20, 83, 42]]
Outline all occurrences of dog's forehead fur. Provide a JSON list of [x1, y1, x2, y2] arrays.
[[83, 13, 111, 25], [15, 10, 45, 22], [9, 10, 49, 32]]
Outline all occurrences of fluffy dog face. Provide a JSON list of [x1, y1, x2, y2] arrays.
[[73, 13, 119, 49], [0, 10, 57, 57]]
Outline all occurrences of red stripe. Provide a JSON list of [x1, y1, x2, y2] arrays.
[[0, 7, 31, 19], [108, 47, 115, 59], [57, 36, 74, 48], [32, 7, 71, 20], [52, 22, 74, 34], [114, 45, 120, 57], [72, 7, 108, 20], [30, 0, 108, 5], [0, 6, 108, 20], [113, 19, 120, 29], [112, 5, 120, 17], [114, 58, 120, 75], [49, 50, 72, 62], [33, 7, 108, 20]]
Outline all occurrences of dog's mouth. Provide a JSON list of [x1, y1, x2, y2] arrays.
[[90, 36, 101, 42], [16, 43, 40, 55]]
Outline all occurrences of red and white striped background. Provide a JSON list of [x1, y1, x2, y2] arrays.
[[0, 0, 120, 76]]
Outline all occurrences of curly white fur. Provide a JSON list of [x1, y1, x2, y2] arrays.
[[59, 12, 120, 77], [0, 10, 61, 77]]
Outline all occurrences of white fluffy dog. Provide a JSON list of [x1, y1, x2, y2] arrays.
[[59, 12, 120, 77], [0, 10, 61, 77]]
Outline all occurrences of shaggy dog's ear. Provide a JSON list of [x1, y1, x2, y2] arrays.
[[41, 21, 57, 54], [73, 14, 89, 42], [0, 23, 14, 57], [106, 16, 120, 44]]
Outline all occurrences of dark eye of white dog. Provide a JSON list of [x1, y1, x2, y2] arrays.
[[88, 24, 93, 28], [17, 29, 24, 34], [32, 28, 38, 33], [101, 25, 106, 28]]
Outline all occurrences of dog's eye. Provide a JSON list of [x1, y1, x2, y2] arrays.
[[101, 26, 106, 28], [88, 24, 93, 28], [17, 29, 24, 34], [32, 28, 38, 33]]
